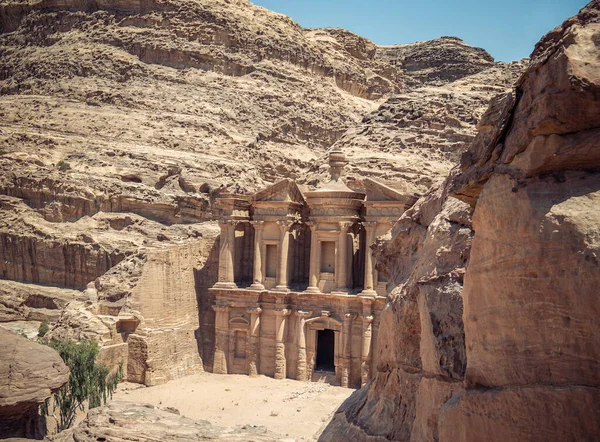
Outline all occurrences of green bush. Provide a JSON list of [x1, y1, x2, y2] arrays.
[[56, 160, 71, 172], [43, 339, 123, 431], [38, 320, 49, 337]]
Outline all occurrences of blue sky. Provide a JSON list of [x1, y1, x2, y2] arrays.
[[251, 0, 589, 62]]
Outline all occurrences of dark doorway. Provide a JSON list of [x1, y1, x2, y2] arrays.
[[316, 329, 335, 371]]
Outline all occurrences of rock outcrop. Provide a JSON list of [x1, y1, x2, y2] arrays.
[[53, 401, 285, 442], [320, 176, 472, 442], [441, 2, 600, 440], [0, 327, 69, 439], [322, 1, 600, 441]]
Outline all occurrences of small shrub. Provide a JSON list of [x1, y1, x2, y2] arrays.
[[38, 320, 49, 337], [43, 339, 123, 431], [56, 160, 71, 172]]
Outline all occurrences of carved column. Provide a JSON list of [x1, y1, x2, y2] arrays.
[[336, 222, 352, 292], [340, 313, 355, 387], [305, 222, 320, 293], [295, 310, 312, 381], [249, 221, 265, 290], [214, 220, 237, 289], [361, 314, 374, 385], [212, 305, 231, 374], [362, 221, 377, 296], [246, 307, 262, 376], [273, 308, 290, 379], [274, 221, 291, 292]]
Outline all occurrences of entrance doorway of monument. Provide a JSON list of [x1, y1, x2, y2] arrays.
[[315, 329, 335, 371]]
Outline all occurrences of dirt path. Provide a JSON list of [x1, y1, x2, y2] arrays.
[[112, 373, 354, 441]]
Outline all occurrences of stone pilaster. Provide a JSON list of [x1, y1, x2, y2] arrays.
[[273, 308, 290, 379], [295, 310, 312, 381], [336, 222, 352, 292], [305, 222, 321, 293], [274, 221, 291, 292], [214, 220, 238, 289], [340, 312, 356, 387], [246, 307, 262, 376], [361, 314, 374, 385], [249, 221, 265, 290], [212, 305, 231, 374], [361, 221, 377, 296]]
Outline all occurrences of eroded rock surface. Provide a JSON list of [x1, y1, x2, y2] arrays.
[[322, 1, 600, 441], [52, 401, 285, 442], [321, 176, 473, 441], [0, 328, 69, 439]]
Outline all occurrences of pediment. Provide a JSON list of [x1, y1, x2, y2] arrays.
[[363, 178, 410, 202], [252, 179, 305, 204]]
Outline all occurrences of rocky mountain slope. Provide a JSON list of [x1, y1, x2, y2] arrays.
[[0, 0, 526, 404], [321, 1, 600, 441]]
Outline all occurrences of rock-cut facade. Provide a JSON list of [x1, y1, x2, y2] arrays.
[[209, 151, 413, 387]]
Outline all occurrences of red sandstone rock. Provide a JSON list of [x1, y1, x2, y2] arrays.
[[0, 328, 69, 439]]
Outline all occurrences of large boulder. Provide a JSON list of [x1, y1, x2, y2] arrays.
[[0, 328, 69, 439]]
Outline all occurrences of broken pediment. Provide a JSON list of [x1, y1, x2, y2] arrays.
[[252, 179, 306, 204], [363, 178, 413, 203]]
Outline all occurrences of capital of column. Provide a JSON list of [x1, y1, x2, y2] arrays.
[[246, 307, 262, 315], [273, 308, 291, 317], [219, 219, 238, 227], [213, 305, 231, 313], [295, 310, 313, 318], [276, 219, 292, 229], [362, 314, 374, 324], [250, 220, 265, 230], [363, 221, 377, 231], [344, 312, 357, 322], [339, 221, 353, 231]]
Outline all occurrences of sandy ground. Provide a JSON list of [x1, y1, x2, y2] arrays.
[[112, 373, 354, 441]]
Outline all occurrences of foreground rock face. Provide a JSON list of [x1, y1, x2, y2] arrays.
[[54, 401, 285, 442], [0, 328, 69, 439], [320, 177, 472, 441], [322, 1, 600, 441], [441, 2, 600, 440]]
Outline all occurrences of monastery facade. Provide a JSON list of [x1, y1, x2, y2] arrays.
[[208, 151, 413, 387]]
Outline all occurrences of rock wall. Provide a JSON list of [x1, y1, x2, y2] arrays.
[[320, 177, 473, 441], [441, 2, 600, 440], [322, 2, 600, 441], [124, 230, 219, 385]]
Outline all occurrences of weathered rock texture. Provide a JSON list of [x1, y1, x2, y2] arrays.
[[0, 0, 524, 392], [53, 401, 285, 442], [441, 2, 600, 440], [320, 176, 472, 441], [322, 1, 600, 441], [0, 327, 69, 439], [47, 224, 220, 385]]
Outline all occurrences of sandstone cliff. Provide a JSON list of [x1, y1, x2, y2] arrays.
[[0, 0, 524, 392], [321, 1, 600, 440]]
